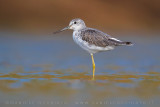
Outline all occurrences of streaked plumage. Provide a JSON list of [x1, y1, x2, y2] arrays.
[[73, 27, 132, 54], [54, 18, 133, 79]]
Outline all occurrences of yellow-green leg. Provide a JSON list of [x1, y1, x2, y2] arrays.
[[91, 53, 95, 80]]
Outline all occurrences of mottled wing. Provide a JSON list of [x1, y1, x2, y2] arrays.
[[80, 28, 123, 47]]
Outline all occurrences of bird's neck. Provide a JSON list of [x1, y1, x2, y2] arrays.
[[74, 26, 86, 31]]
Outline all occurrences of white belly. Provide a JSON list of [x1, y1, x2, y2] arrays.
[[72, 31, 114, 54]]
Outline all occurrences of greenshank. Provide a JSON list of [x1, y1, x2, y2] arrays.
[[54, 18, 133, 80]]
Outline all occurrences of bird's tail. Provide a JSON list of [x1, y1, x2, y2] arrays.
[[108, 38, 133, 46], [120, 42, 133, 46]]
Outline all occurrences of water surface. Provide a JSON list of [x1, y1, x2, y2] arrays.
[[0, 33, 160, 107]]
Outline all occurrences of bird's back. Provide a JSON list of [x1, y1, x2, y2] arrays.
[[79, 28, 132, 47]]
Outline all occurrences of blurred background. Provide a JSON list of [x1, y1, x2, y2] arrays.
[[0, 0, 160, 107], [0, 0, 160, 34]]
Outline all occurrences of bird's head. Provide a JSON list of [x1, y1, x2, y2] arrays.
[[68, 18, 86, 30], [53, 18, 86, 34]]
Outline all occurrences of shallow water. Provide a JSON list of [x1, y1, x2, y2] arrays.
[[0, 32, 160, 107]]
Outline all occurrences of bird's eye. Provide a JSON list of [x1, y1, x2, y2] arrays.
[[74, 21, 77, 24]]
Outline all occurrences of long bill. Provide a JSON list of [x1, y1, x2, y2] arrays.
[[53, 26, 70, 34]]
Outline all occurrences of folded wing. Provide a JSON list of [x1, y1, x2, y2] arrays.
[[80, 28, 132, 47]]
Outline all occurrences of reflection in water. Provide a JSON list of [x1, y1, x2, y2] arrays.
[[0, 34, 160, 107]]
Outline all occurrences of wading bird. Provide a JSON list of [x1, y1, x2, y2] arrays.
[[54, 18, 133, 80]]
